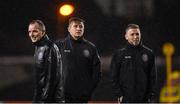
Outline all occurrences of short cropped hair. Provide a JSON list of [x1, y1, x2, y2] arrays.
[[125, 24, 140, 33], [29, 20, 46, 32], [68, 17, 85, 25]]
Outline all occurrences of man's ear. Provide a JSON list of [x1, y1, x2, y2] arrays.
[[125, 34, 128, 40], [42, 31, 46, 35], [67, 26, 70, 32]]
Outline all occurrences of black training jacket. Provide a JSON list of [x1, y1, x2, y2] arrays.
[[111, 42, 157, 103], [56, 35, 101, 98], [33, 35, 64, 103]]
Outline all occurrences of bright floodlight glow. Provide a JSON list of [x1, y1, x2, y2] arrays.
[[59, 4, 74, 16]]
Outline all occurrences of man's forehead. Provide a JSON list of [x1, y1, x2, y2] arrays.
[[28, 24, 42, 31], [29, 23, 40, 28], [127, 28, 140, 32], [70, 21, 84, 25]]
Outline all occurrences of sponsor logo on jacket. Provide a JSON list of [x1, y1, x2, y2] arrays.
[[125, 56, 132, 59]]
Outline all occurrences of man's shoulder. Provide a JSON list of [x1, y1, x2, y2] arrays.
[[117, 46, 127, 52], [41, 39, 53, 49], [55, 37, 68, 44], [141, 44, 153, 53], [83, 38, 97, 48], [44, 40, 59, 52], [55, 37, 69, 47], [141, 44, 155, 57], [112, 47, 127, 57]]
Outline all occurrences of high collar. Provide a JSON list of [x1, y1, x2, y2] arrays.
[[32, 35, 49, 46], [68, 34, 84, 43], [126, 41, 142, 49]]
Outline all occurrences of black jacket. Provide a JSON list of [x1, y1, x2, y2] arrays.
[[56, 35, 101, 98], [111, 42, 157, 103], [33, 35, 64, 102]]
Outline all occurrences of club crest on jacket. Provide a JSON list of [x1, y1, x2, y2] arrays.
[[142, 54, 148, 62], [83, 49, 90, 57]]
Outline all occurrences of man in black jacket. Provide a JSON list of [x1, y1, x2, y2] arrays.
[[28, 20, 64, 103], [56, 17, 101, 103], [111, 24, 157, 103]]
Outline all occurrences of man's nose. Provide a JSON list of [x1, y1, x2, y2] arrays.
[[29, 32, 33, 36], [134, 35, 139, 38], [77, 26, 81, 30]]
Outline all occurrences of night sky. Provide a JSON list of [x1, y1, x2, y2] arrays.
[[0, 0, 180, 56]]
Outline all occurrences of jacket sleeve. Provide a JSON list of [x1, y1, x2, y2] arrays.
[[33, 48, 50, 102], [147, 53, 157, 102], [53, 44, 65, 103], [92, 48, 101, 89], [110, 51, 123, 98], [43, 47, 60, 102]]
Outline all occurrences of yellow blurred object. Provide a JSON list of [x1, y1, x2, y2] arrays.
[[172, 71, 180, 80], [162, 43, 174, 102], [160, 71, 180, 102], [160, 43, 180, 103], [160, 85, 180, 102], [59, 4, 74, 16], [163, 42, 174, 56]]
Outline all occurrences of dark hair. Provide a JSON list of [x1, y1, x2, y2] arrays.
[[125, 24, 140, 33], [68, 17, 85, 25], [29, 20, 46, 32]]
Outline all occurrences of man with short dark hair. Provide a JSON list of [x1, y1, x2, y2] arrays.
[[56, 17, 101, 103], [28, 20, 64, 103], [111, 24, 157, 103]]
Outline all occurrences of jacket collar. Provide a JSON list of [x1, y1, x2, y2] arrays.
[[126, 41, 142, 49], [33, 35, 49, 46], [68, 34, 84, 43]]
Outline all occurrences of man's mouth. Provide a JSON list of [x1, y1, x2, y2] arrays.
[[134, 39, 139, 42], [31, 37, 37, 40], [76, 32, 81, 34]]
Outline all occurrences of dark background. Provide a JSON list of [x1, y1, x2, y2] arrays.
[[0, 0, 180, 102]]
